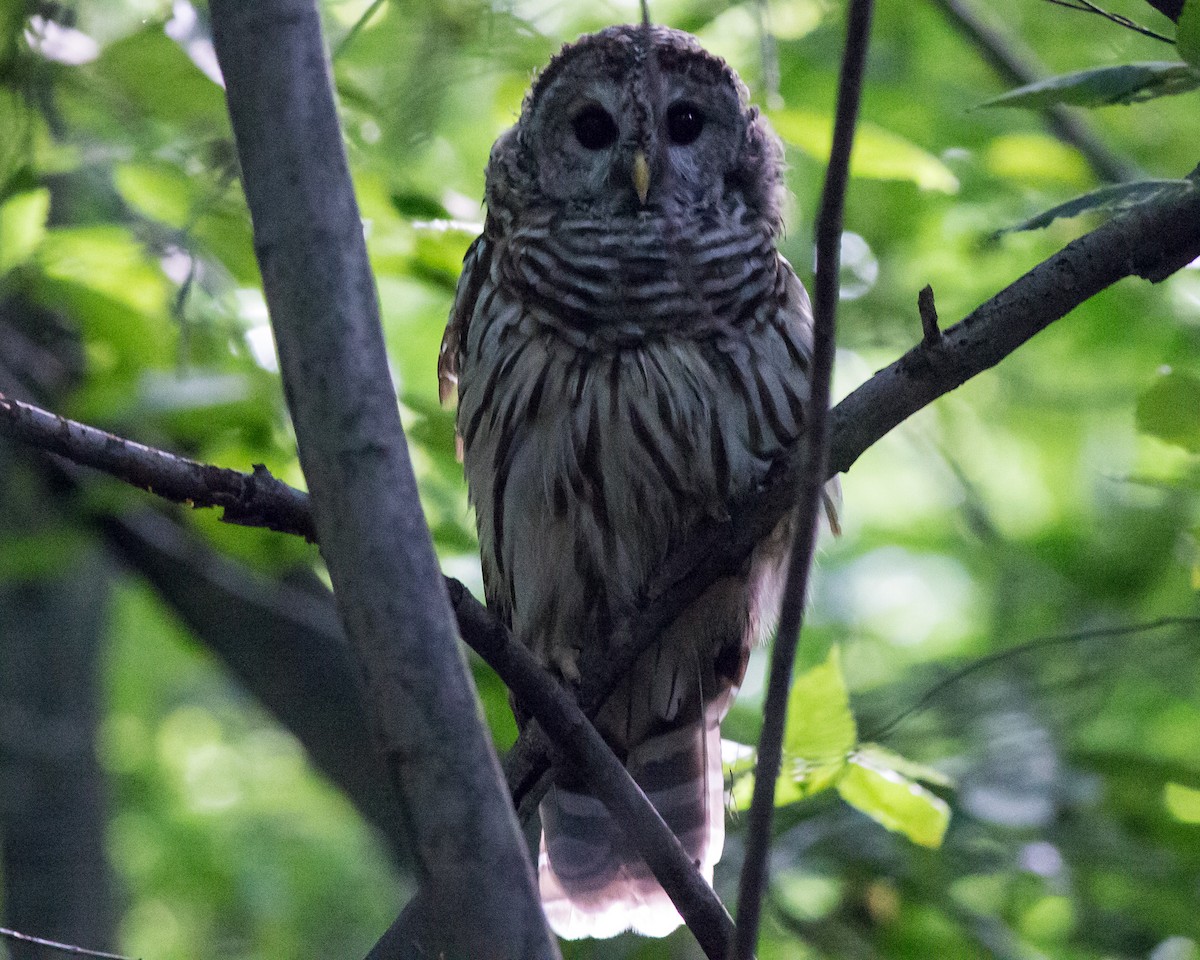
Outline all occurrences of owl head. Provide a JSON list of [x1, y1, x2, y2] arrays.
[[486, 25, 784, 230]]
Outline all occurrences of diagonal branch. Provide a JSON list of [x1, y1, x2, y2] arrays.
[[446, 580, 736, 957], [506, 166, 1200, 812], [0, 386, 735, 956], [1041, 0, 1176, 42]]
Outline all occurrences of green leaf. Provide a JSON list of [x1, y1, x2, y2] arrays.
[[855, 743, 954, 789], [999, 180, 1195, 234], [773, 870, 844, 922], [1179, 0, 1200, 71], [115, 162, 198, 229], [838, 752, 951, 848], [89, 24, 228, 133], [1136, 370, 1200, 452], [769, 109, 959, 193], [978, 62, 1200, 109], [1164, 782, 1200, 824], [784, 645, 857, 761], [733, 646, 862, 809], [984, 133, 1092, 187], [0, 188, 50, 276], [0, 88, 32, 194], [39, 225, 170, 317]]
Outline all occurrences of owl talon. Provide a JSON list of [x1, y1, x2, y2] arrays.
[[554, 648, 582, 685]]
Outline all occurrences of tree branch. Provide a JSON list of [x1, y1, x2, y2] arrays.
[[734, 0, 873, 954], [506, 166, 1200, 814], [0, 394, 314, 539], [0, 927, 132, 960], [0, 385, 735, 955], [446, 579, 736, 958], [929, 0, 1143, 184], [1042, 0, 1177, 41], [205, 1, 555, 958], [828, 171, 1200, 476]]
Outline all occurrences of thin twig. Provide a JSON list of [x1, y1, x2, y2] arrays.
[[929, 0, 1143, 184], [1042, 0, 1175, 41], [865, 616, 1200, 740], [0, 391, 315, 540], [918, 284, 942, 346], [332, 0, 388, 59], [0, 928, 135, 960], [732, 1, 874, 957]]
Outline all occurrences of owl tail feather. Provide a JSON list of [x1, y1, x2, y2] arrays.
[[537, 708, 725, 939]]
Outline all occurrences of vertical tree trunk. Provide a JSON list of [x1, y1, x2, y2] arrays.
[[207, 2, 558, 955], [0, 478, 116, 957]]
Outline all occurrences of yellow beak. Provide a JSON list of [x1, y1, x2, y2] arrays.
[[632, 150, 650, 206]]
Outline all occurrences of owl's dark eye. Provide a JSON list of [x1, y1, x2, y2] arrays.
[[571, 105, 618, 150], [666, 102, 705, 145]]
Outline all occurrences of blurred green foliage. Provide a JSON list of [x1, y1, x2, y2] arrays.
[[1, 0, 1199, 958]]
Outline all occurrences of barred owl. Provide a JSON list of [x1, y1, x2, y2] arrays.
[[439, 24, 812, 939]]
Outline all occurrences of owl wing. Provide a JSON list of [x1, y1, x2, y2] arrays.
[[777, 258, 842, 535], [440, 231, 517, 625], [438, 232, 493, 409]]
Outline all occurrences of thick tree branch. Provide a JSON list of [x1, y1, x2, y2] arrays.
[[930, 0, 1143, 184], [205, 2, 556, 958], [506, 167, 1200, 812]]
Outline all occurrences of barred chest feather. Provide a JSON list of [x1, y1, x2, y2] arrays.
[[455, 212, 813, 679]]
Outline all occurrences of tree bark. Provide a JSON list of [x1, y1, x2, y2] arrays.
[[0, 528, 116, 959], [206, 1, 557, 957]]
